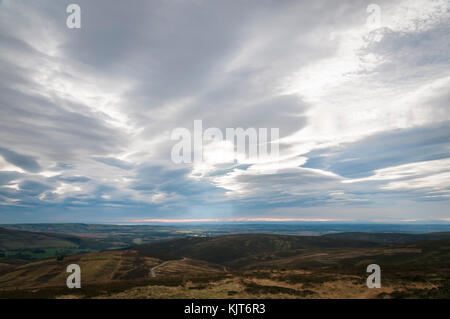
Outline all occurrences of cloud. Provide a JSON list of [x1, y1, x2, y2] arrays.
[[0, 171, 22, 185], [55, 176, 90, 183], [0, 0, 449, 222], [93, 157, 134, 170], [344, 158, 450, 200], [303, 121, 450, 178], [18, 180, 52, 196], [0, 147, 41, 173]]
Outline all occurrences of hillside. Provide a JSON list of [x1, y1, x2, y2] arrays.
[[135, 233, 380, 265], [0, 249, 224, 298], [0, 233, 449, 298], [0, 228, 110, 264], [0, 227, 109, 250]]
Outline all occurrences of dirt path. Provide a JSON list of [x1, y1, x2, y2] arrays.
[[150, 258, 186, 277], [150, 261, 171, 277]]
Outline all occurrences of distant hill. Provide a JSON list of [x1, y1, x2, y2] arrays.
[[0, 227, 109, 250], [0, 223, 177, 235], [322, 232, 450, 243], [134, 233, 450, 270], [135, 233, 380, 264], [0, 223, 195, 247], [0, 227, 110, 264]]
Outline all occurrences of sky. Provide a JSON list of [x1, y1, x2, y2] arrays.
[[0, 0, 449, 224]]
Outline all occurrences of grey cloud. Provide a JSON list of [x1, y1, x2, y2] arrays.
[[53, 0, 361, 140], [0, 171, 22, 185], [304, 121, 450, 178], [132, 165, 224, 200], [93, 157, 134, 170], [223, 167, 350, 208], [56, 176, 90, 183], [359, 20, 450, 85], [0, 79, 127, 160], [0, 146, 41, 172], [50, 163, 74, 171], [193, 94, 310, 138], [18, 179, 53, 197]]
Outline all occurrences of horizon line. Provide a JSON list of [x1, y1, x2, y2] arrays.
[[1, 218, 450, 225]]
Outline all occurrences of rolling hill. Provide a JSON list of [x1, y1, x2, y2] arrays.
[[134, 233, 380, 265], [0, 227, 109, 251], [0, 227, 111, 264]]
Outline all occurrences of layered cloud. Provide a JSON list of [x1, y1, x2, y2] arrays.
[[0, 0, 449, 223]]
